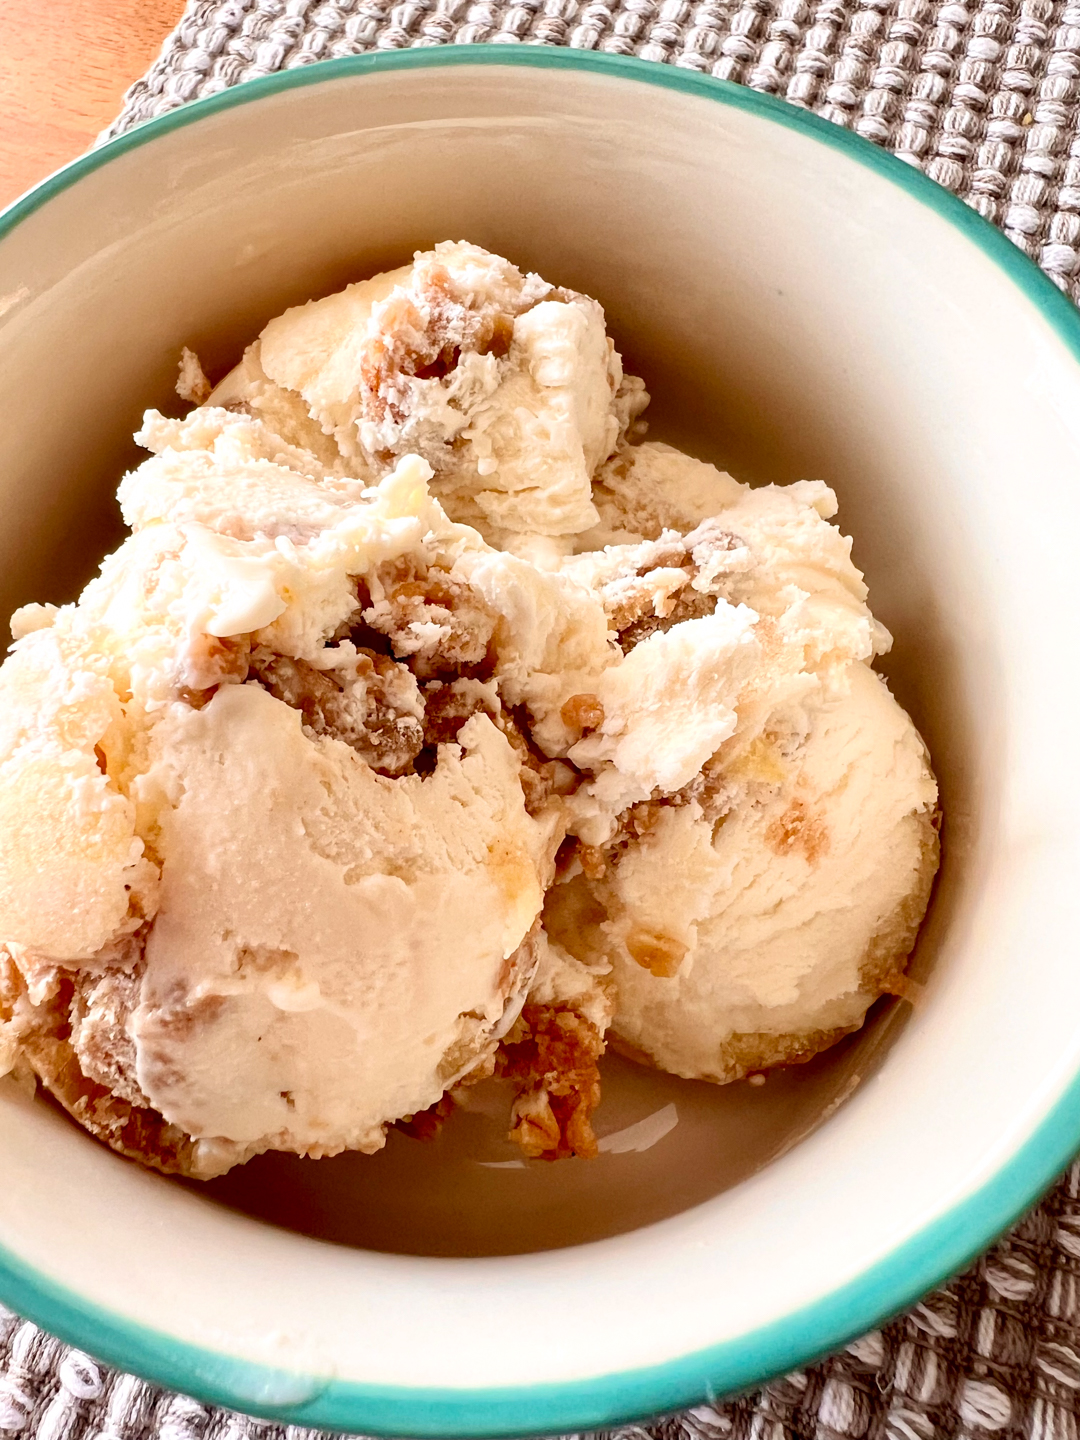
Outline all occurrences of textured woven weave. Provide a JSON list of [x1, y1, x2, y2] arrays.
[[3, 2, 1080, 1437]]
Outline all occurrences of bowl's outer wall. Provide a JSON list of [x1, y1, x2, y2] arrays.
[[1, 48, 1080, 1437]]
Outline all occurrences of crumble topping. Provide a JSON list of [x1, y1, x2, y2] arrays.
[[176, 347, 212, 406], [359, 558, 497, 679], [357, 254, 550, 449], [248, 647, 424, 777], [560, 692, 605, 733], [765, 798, 831, 865], [396, 1092, 456, 1142], [624, 926, 688, 979], [69, 957, 148, 1109], [497, 1002, 605, 1160], [574, 518, 750, 652], [420, 676, 499, 748]]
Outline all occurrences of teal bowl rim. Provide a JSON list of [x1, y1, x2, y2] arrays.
[[2, 43, 1080, 1438]]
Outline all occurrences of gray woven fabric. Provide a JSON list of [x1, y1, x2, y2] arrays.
[[2, 2, 1080, 1437]]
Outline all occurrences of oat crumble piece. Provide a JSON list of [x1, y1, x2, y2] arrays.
[[497, 1003, 605, 1160]]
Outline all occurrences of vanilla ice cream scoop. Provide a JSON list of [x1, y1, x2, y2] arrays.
[[548, 660, 938, 1082], [538, 440, 937, 1086], [211, 241, 648, 540], [0, 442, 563, 1176], [131, 689, 549, 1160]]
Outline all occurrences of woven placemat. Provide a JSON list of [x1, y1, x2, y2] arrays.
[[2, 2, 1080, 1437]]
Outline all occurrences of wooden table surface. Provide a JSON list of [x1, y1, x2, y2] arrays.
[[0, 0, 187, 210]]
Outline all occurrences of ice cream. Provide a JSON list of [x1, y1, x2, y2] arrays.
[[548, 659, 938, 1081], [208, 240, 647, 542], [0, 243, 939, 1176]]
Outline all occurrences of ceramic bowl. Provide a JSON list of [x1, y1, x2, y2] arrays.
[[2, 47, 1080, 1438]]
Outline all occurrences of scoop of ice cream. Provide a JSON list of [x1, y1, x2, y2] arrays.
[[0, 444, 568, 1175], [547, 660, 938, 1082], [211, 241, 648, 540], [129, 688, 553, 1158]]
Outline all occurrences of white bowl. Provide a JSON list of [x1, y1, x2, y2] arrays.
[[2, 47, 1080, 1438]]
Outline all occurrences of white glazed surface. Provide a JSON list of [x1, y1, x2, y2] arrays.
[[0, 60, 1079, 1396]]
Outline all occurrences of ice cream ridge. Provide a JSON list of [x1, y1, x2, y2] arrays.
[[0, 242, 939, 1178]]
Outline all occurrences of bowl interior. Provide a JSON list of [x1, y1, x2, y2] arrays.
[[0, 61, 942, 1258], [1, 53, 1079, 1423]]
